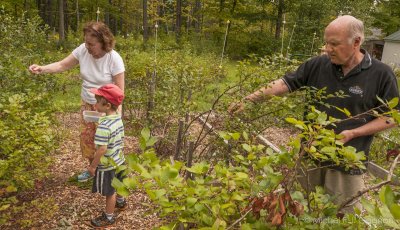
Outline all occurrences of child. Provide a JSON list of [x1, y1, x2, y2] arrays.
[[88, 84, 127, 228]]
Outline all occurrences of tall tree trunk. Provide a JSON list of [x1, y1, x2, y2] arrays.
[[45, 0, 54, 29], [176, 0, 182, 41], [143, 0, 149, 42], [193, 0, 201, 33], [64, 0, 68, 35], [76, 0, 79, 32], [107, 0, 117, 34], [36, 0, 45, 21], [275, 0, 284, 39], [105, 1, 110, 25], [122, 0, 127, 38], [24, 0, 30, 17], [157, 0, 164, 29], [58, 0, 65, 42]]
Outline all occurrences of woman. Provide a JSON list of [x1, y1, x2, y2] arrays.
[[29, 21, 125, 182]]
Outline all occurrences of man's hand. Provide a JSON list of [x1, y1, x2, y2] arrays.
[[337, 130, 355, 144], [228, 97, 257, 115], [228, 101, 245, 115]]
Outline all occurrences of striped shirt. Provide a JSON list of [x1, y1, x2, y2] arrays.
[[94, 114, 125, 171]]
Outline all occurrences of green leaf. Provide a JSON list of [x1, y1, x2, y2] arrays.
[[235, 172, 248, 179], [242, 131, 249, 141], [306, 112, 317, 120], [247, 153, 256, 160], [164, 167, 179, 179], [242, 144, 252, 152], [218, 131, 231, 140], [361, 197, 375, 215], [390, 203, 400, 219], [125, 154, 139, 168], [112, 178, 129, 197], [194, 203, 204, 212], [146, 136, 158, 147], [186, 162, 208, 174], [343, 108, 351, 117], [376, 96, 386, 105], [240, 223, 252, 230], [141, 127, 151, 140], [285, 117, 299, 124], [379, 186, 395, 207], [155, 189, 167, 199], [123, 177, 137, 189], [388, 97, 399, 109], [379, 205, 400, 228], [139, 136, 147, 151], [212, 218, 226, 229], [230, 132, 241, 140], [186, 197, 198, 207], [6, 185, 17, 193], [316, 112, 328, 124], [231, 193, 244, 201], [0, 204, 10, 211], [138, 165, 152, 178]]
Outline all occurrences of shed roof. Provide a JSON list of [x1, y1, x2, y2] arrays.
[[384, 30, 400, 42]]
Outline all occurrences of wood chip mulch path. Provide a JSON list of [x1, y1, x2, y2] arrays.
[[5, 112, 161, 230]]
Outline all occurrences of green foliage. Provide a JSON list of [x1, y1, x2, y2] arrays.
[[286, 106, 366, 170], [119, 130, 296, 229], [1, 197, 58, 228], [372, 0, 400, 36], [220, 55, 305, 135], [116, 127, 371, 228], [0, 10, 58, 226], [361, 186, 400, 229], [0, 93, 56, 225]]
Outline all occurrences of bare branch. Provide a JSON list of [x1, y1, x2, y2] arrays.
[[338, 153, 400, 212], [226, 205, 253, 230]]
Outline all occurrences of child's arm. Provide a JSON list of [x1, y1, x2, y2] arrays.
[[88, 145, 107, 176]]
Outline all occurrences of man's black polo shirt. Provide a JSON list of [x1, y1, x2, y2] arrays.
[[282, 50, 399, 171]]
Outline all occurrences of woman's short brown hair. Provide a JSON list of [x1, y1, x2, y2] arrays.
[[83, 21, 115, 52]]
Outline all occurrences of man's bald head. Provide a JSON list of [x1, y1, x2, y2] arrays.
[[326, 15, 364, 45]]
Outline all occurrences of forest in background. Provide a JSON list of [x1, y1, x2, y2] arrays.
[[2, 0, 400, 59]]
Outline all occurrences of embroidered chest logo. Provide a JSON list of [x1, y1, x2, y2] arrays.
[[349, 86, 363, 97]]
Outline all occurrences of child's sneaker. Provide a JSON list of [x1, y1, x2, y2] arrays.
[[115, 200, 128, 211], [90, 212, 115, 228], [77, 170, 93, 182]]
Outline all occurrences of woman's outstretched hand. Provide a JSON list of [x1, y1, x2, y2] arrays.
[[29, 64, 43, 74]]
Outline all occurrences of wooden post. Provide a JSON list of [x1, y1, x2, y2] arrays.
[[185, 141, 194, 180]]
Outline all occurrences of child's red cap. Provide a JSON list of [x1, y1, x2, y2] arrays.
[[90, 84, 124, 106]]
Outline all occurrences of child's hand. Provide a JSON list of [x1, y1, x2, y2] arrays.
[[88, 166, 96, 176]]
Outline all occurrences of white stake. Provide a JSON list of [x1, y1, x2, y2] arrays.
[[220, 20, 230, 68], [96, 7, 100, 22]]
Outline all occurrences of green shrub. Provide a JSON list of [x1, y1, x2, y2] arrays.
[[0, 9, 58, 227]]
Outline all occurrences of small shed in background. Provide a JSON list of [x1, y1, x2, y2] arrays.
[[362, 28, 384, 60], [381, 29, 400, 67]]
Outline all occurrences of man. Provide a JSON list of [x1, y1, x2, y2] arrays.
[[229, 15, 399, 213]]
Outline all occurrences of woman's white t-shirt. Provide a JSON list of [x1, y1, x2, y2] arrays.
[[72, 43, 125, 104]]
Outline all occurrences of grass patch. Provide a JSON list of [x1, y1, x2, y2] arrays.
[[53, 75, 81, 112], [193, 61, 239, 111]]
